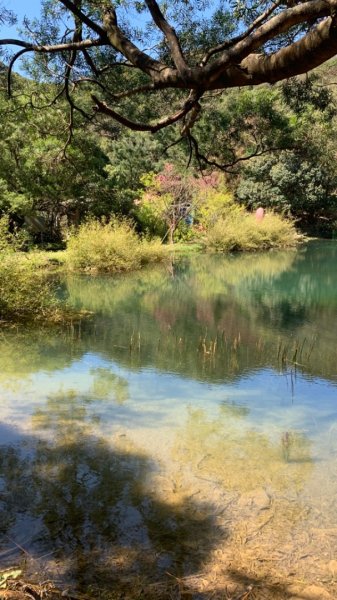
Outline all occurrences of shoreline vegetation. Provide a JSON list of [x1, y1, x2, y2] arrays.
[[0, 213, 301, 324]]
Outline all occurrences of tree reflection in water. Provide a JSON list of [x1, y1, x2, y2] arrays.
[[1, 243, 337, 599]]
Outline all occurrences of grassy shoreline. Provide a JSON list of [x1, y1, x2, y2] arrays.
[[0, 214, 303, 323]]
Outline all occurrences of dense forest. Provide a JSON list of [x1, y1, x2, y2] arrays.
[[1, 62, 337, 245], [1, 0, 337, 246]]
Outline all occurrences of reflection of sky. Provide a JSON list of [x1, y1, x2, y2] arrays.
[[2, 351, 337, 451]]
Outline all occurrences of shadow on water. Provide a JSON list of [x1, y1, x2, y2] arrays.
[[0, 394, 325, 600], [0, 432, 311, 600], [0, 399, 227, 599]]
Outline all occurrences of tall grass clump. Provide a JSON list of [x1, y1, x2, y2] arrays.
[[205, 209, 299, 252], [66, 219, 167, 273], [0, 254, 61, 322]]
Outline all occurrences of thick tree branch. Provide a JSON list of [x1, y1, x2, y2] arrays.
[[0, 39, 36, 48], [92, 91, 202, 133], [102, 7, 174, 82], [144, 0, 189, 77], [0, 38, 104, 53], [209, 15, 337, 88], [204, 0, 332, 84], [57, 0, 108, 38], [200, 0, 283, 67]]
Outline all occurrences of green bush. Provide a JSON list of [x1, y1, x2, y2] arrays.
[[205, 209, 299, 252], [0, 214, 33, 252], [0, 215, 11, 253], [66, 219, 167, 273], [0, 254, 61, 322], [139, 237, 169, 265]]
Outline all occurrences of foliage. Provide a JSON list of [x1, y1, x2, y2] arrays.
[[66, 218, 167, 273], [102, 132, 165, 213], [135, 165, 197, 243], [0, 253, 61, 322], [1, 61, 337, 242], [0, 215, 12, 253], [236, 150, 337, 234], [191, 86, 292, 171], [0, 214, 33, 252], [281, 75, 335, 116], [193, 173, 234, 229], [204, 209, 299, 253], [0, 75, 112, 240], [136, 167, 238, 243], [234, 75, 337, 234]]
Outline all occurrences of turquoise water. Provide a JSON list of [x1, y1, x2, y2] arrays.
[[0, 241, 337, 598]]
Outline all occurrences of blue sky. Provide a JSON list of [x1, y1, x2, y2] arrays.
[[1, 0, 41, 40]]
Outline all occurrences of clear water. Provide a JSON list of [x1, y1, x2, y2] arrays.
[[1, 241, 337, 598]]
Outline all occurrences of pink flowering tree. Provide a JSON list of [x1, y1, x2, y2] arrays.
[[136, 164, 197, 244], [135, 165, 234, 243]]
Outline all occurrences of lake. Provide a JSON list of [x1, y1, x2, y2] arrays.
[[1, 240, 337, 599]]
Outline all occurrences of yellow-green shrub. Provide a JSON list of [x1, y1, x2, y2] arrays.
[[205, 209, 299, 252], [0, 215, 12, 253], [195, 188, 235, 229], [66, 219, 167, 272], [0, 254, 61, 322], [139, 237, 168, 265]]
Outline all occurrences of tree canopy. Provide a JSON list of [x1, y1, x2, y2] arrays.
[[2, 0, 337, 138], [1, 2, 337, 238]]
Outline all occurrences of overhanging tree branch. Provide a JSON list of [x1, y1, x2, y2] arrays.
[[188, 133, 289, 173], [208, 15, 337, 89], [200, 0, 283, 67], [101, 7, 173, 81], [58, 0, 108, 38], [92, 90, 202, 132], [2, 0, 337, 138], [144, 0, 189, 77]]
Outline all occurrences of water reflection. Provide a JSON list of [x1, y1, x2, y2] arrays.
[[62, 241, 337, 383], [0, 242, 337, 598], [0, 243, 335, 386]]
